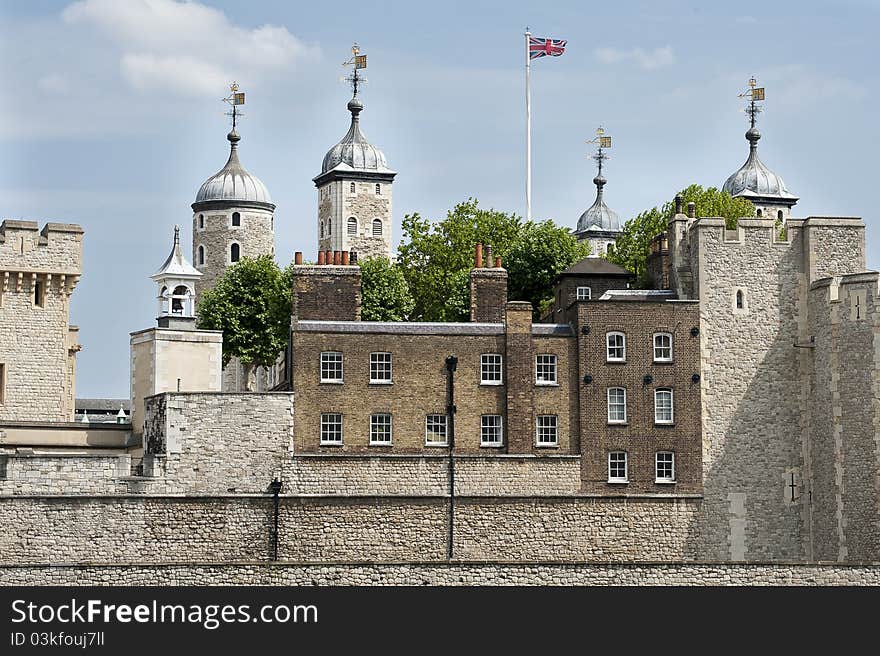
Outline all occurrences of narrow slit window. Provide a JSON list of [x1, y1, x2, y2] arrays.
[[34, 279, 45, 308], [197, 246, 205, 266], [230, 243, 240, 263]]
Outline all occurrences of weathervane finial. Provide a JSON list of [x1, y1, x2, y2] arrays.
[[587, 126, 612, 178], [343, 42, 368, 98], [222, 81, 246, 131], [739, 76, 765, 129]]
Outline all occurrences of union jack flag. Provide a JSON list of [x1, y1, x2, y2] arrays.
[[529, 36, 567, 60]]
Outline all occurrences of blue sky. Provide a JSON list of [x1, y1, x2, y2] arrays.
[[1, 0, 878, 398]]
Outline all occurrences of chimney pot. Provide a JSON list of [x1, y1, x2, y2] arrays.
[[317, 251, 326, 265], [495, 256, 502, 268], [341, 251, 349, 265], [295, 252, 303, 265], [675, 194, 683, 215], [325, 250, 332, 265], [485, 245, 493, 268], [475, 243, 483, 269], [333, 251, 341, 265], [687, 202, 696, 219]]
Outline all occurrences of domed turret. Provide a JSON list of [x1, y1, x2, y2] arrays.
[[313, 44, 396, 261], [573, 128, 622, 257], [194, 129, 274, 209], [722, 78, 798, 219]]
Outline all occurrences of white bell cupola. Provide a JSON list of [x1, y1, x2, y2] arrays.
[[151, 225, 202, 329]]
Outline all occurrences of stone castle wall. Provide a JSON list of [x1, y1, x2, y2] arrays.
[[0, 221, 82, 422], [4, 562, 880, 586], [317, 180, 392, 260]]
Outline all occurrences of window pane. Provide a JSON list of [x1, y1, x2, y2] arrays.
[[655, 389, 673, 423], [535, 355, 557, 384], [370, 414, 392, 444], [426, 414, 448, 445], [370, 352, 392, 382], [481, 415, 503, 445], [608, 388, 626, 422], [609, 452, 627, 481], [320, 413, 343, 444], [480, 354, 503, 383], [654, 333, 672, 361], [607, 333, 625, 360], [656, 452, 675, 480], [320, 352, 343, 382], [536, 415, 558, 444], [576, 286, 591, 300]]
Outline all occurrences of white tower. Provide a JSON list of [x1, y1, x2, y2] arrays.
[[314, 44, 396, 261], [151, 225, 201, 329]]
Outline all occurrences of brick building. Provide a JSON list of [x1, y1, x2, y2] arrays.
[[283, 245, 701, 494]]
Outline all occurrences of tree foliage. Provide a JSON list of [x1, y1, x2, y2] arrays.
[[197, 255, 291, 372], [395, 198, 589, 320], [359, 257, 415, 321], [608, 184, 754, 286]]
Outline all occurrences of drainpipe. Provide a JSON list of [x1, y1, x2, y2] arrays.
[[269, 478, 283, 561], [445, 355, 458, 560]]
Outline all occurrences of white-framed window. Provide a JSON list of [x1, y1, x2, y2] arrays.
[[654, 388, 674, 424], [320, 413, 343, 445], [229, 242, 241, 263], [656, 452, 675, 483], [535, 354, 557, 385], [653, 332, 673, 362], [231, 211, 241, 227], [370, 413, 392, 445], [608, 452, 628, 483], [372, 218, 383, 236], [375, 183, 381, 195], [607, 387, 627, 423], [197, 245, 205, 266], [576, 286, 591, 300], [320, 351, 343, 383], [347, 217, 358, 235], [480, 354, 503, 385], [425, 414, 448, 446], [480, 415, 503, 446], [369, 352, 392, 384], [606, 332, 626, 361], [535, 415, 558, 446]]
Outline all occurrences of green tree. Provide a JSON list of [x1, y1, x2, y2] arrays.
[[197, 255, 291, 389], [397, 198, 589, 320], [359, 257, 415, 321], [608, 184, 754, 286]]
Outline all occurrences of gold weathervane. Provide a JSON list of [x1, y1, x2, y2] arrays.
[[222, 81, 246, 129], [738, 77, 765, 127], [342, 43, 368, 96]]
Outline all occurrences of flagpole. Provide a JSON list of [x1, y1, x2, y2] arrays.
[[525, 28, 532, 221]]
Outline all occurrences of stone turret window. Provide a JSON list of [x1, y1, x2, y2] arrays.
[[230, 242, 240, 263], [0, 363, 6, 404], [198, 214, 204, 229], [34, 280, 45, 308], [197, 245, 205, 266], [736, 290, 744, 310], [756, 209, 763, 217], [347, 217, 358, 235], [232, 212, 241, 227], [375, 183, 381, 195], [350, 182, 356, 194], [328, 219, 332, 235], [372, 219, 383, 236], [320, 221, 325, 238], [777, 210, 783, 221]]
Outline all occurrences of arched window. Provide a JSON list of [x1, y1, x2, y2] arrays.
[[375, 183, 381, 195], [198, 214, 204, 229], [777, 210, 783, 221], [756, 208, 762, 217], [347, 217, 358, 235], [736, 290, 744, 310], [372, 219, 383, 236], [606, 332, 626, 362], [197, 245, 205, 266], [350, 182, 355, 194], [230, 243, 240, 263], [232, 212, 241, 227], [171, 285, 189, 315]]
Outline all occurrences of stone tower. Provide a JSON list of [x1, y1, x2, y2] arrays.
[[722, 77, 798, 221], [572, 128, 622, 257], [191, 88, 275, 391], [313, 45, 396, 260]]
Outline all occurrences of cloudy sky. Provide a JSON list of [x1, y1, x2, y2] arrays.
[[1, 0, 878, 398]]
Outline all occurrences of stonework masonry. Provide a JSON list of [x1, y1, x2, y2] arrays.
[[0, 220, 82, 422], [317, 180, 392, 260]]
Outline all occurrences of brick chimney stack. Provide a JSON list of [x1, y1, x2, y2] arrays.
[[291, 250, 362, 322], [469, 243, 508, 323]]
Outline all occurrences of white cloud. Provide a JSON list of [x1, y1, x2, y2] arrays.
[[62, 0, 316, 95], [594, 46, 676, 70]]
